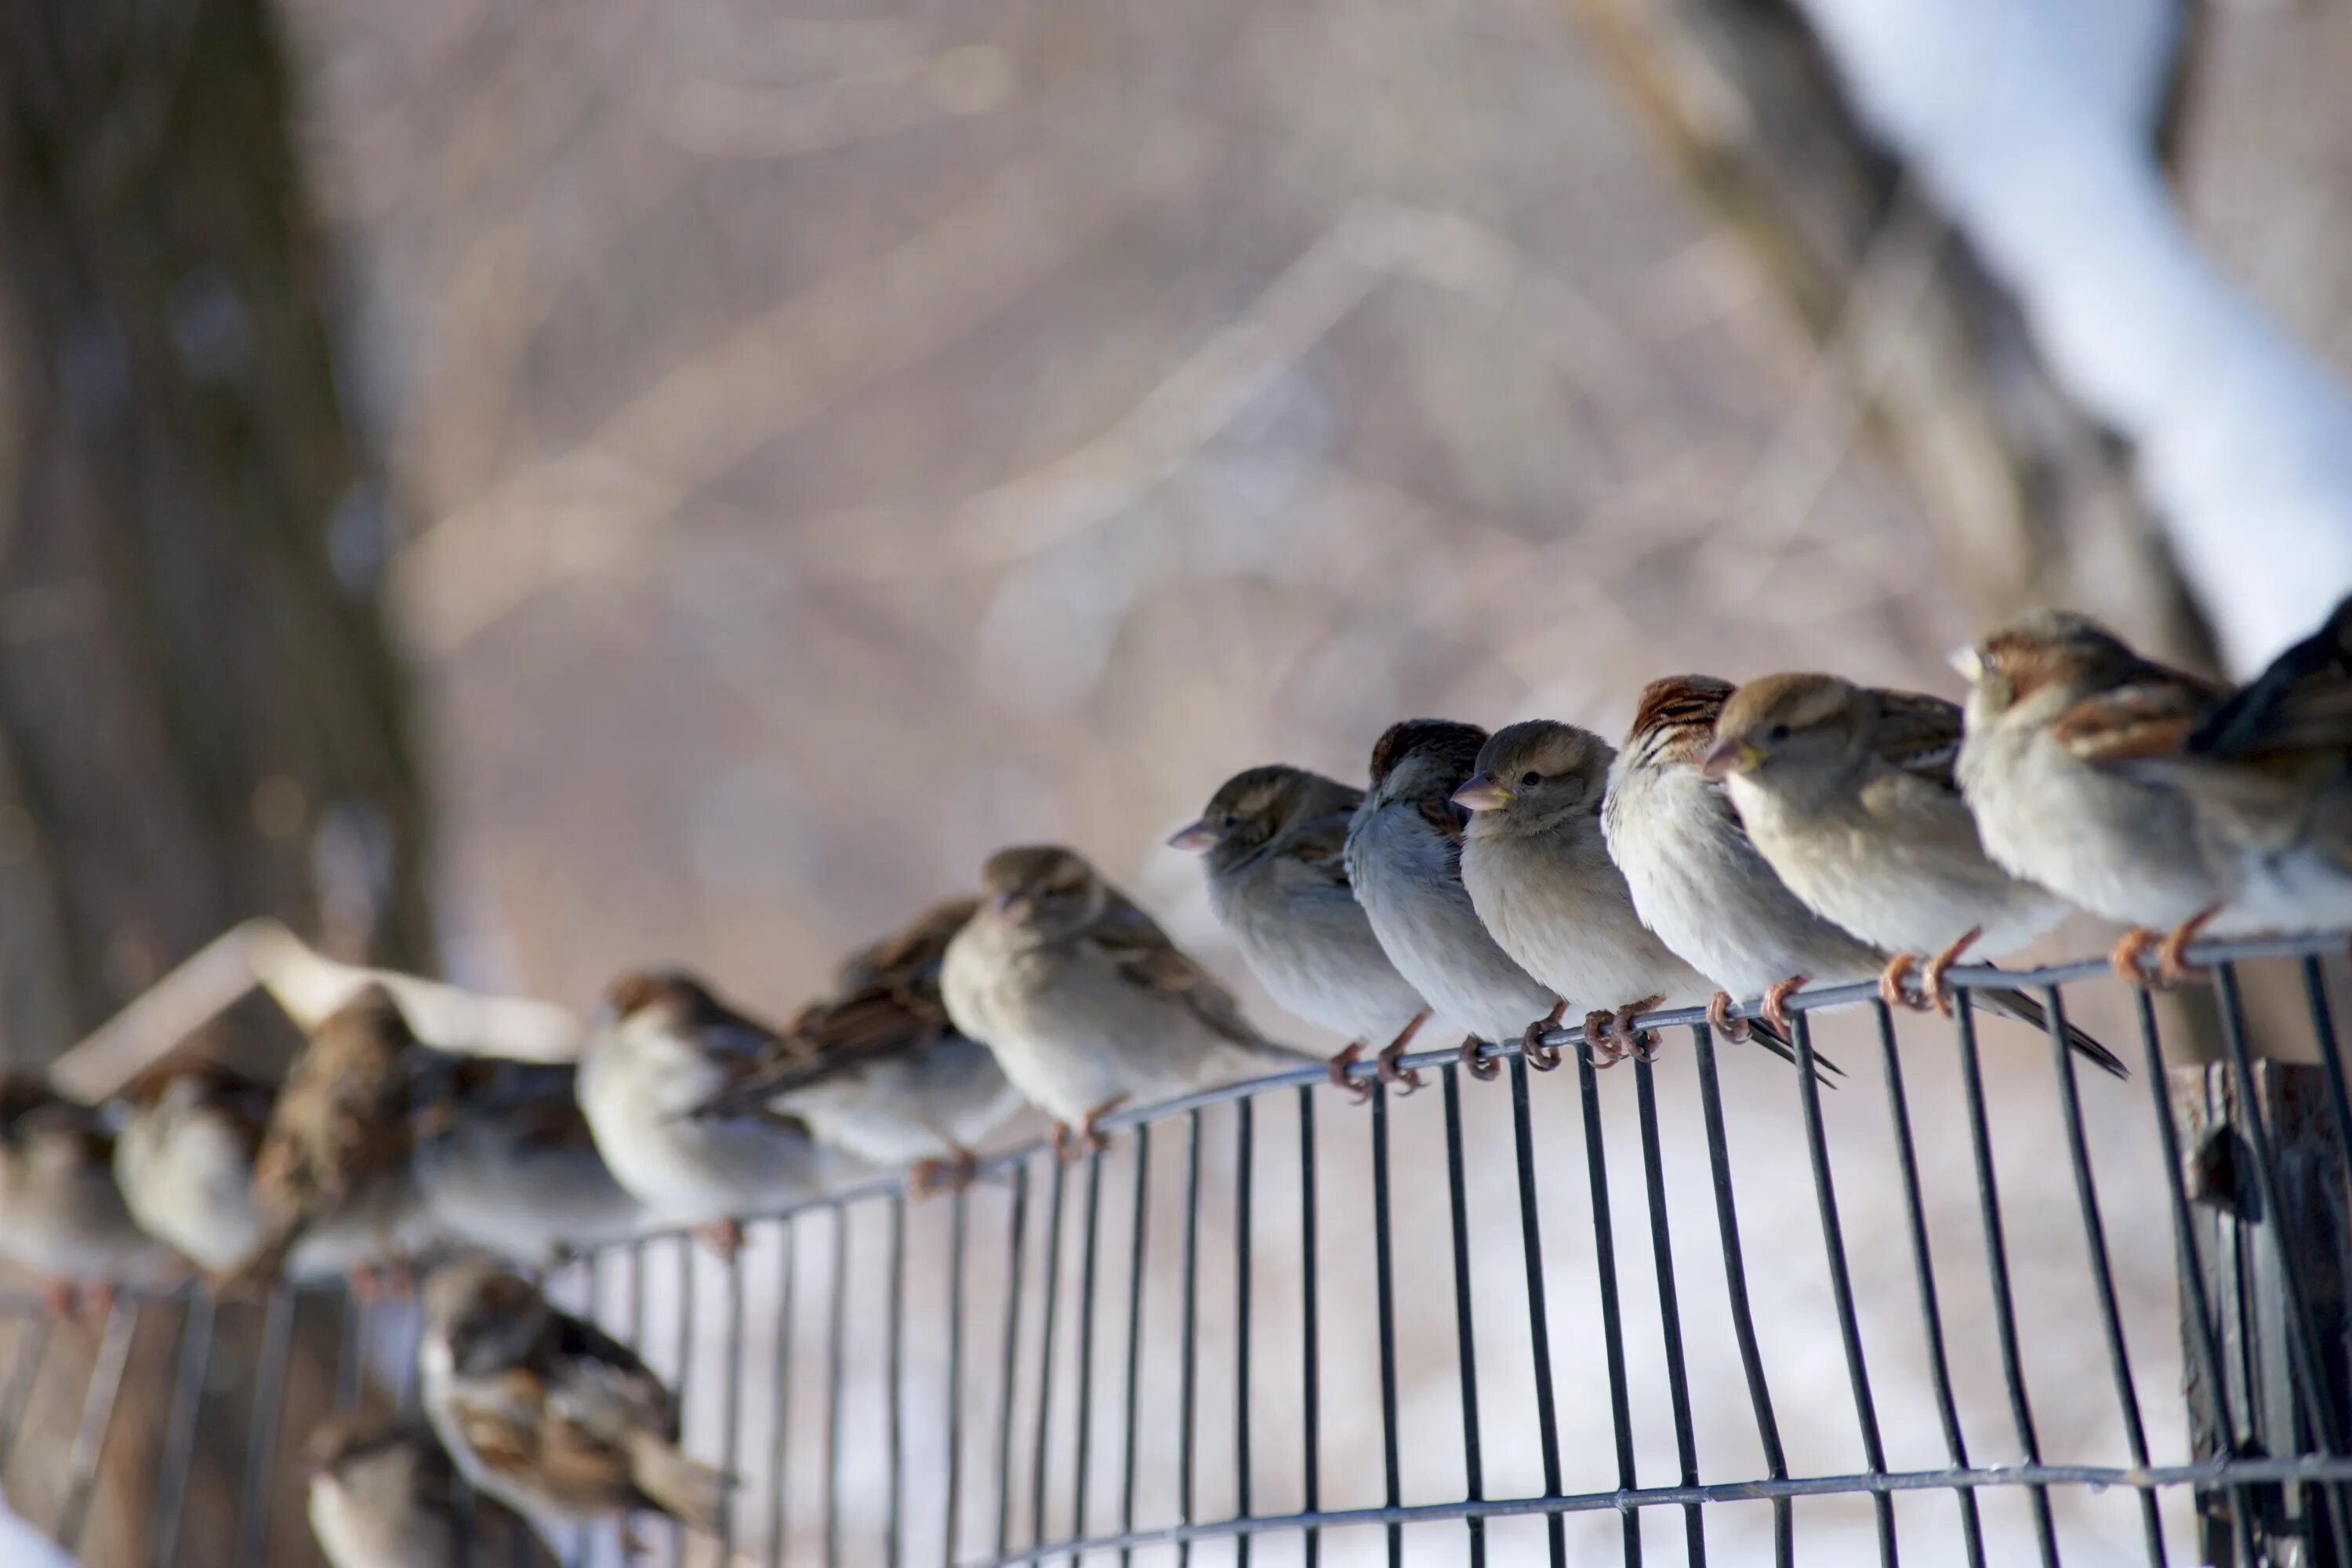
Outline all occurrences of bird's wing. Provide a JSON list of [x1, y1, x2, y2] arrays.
[[1870, 690, 1966, 787], [1276, 809, 1358, 896], [2051, 675, 2222, 767], [1082, 897, 1274, 1053]]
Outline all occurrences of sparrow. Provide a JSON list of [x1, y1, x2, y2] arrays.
[[577, 970, 866, 1254], [417, 1258, 728, 1538], [1452, 718, 1821, 1072], [1954, 610, 2234, 984], [941, 845, 1319, 1155], [2172, 593, 2352, 939], [1342, 720, 1562, 1082], [416, 1064, 649, 1267], [1610, 676, 2126, 1073], [235, 985, 431, 1294], [304, 1414, 550, 1568], [1168, 765, 1433, 1099], [112, 1063, 274, 1278], [685, 899, 1024, 1194], [1704, 673, 2079, 1008], [0, 1077, 182, 1315]]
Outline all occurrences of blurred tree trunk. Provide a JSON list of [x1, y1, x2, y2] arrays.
[[1567, 0, 2219, 677], [0, 0, 430, 1561]]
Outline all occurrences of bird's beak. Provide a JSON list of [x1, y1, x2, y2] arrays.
[[1700, 738, 1759, 779], [588, 1001, 618, 1033], [1450, 774, 1512, 812], [1166, 818, 1218, 852], [1948, 644, 1984, 684], [990, 889, 1033, 922]]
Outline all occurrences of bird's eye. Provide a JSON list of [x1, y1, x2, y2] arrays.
[[1767, 724, 1790, 742], [1221, 814, 1240, 831], [1519, 771, 1541, 789]]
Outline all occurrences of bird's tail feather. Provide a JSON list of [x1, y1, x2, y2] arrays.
[[630, 1439, 730, 1535], [1973, 989, 2131, 1079]]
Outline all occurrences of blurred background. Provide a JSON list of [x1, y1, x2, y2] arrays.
[[2, 0, 2350, 1562]]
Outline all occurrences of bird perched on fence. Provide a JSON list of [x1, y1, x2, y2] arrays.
[[2171, 593, 2352, 939], [234, 985, 434, 1296], [942, 845, 1319, 1155], [0, 1077, 181, 1316], [1343, 720, 1562, 1083], [578, 970, 865, 1255], [1610, 674, 2126, 1072], [1169, 765, 1432, 1100], [1954, 611, 2233, 985], [684, 898, 1023, 1194], [1452, 717, 1824, 1073], [1703, 674, 2077, 1008], [112, 1062, 274, 1279], [304, 1414, 550, 1568], [416, 1064, 648, 1267], [416, 1259, 728, 1540]]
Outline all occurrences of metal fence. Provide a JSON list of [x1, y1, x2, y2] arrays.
[[5, 934, 2352, 1567]]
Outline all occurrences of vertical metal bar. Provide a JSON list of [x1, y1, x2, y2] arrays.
[[1790, 1012, 1894, 1566], [1298, 1088, 1323, 1568], [56, 1298, 136, 1556], [995, 1163, 1033, 1562], [767, 1218, 798, 1568], [887, 1196, 906, 1568], [1690, 1025, 1790, 1567], [1030, 1157, 1069, 1555], [2300, 957, 2352, 1218], [1177, 1109, 1205, 1568], [2042, 985, 2165, 1566], [676, 1236, 700, 1568], [335, 1293, 364, 1410], [2213, 963, 2352, 1560], [1508, 1056, 1568, 1568], [232, 1286, 298, 1568], [1632, 1054, 1704, 1566], [1370, 1083, 1403, 1568], [149, 1292, 219, 1568], [723, 1230, 747, 1561], [1871, 1001, 1984, 1566], [944, 1188, 969, 1568], [1572, 1038, 1640, 1567], [0, 1315, 53, 1472], [2136, 988, 2257, 1568], [827, 1209, 850, 1568], [1235, 1097, 1255, 1568], [1069, 1149, 1105, 1566], [1119, 1124, 1152, 1568], [1950, 996, 2058, 1564], [1441, 1065, 1486, 1568]]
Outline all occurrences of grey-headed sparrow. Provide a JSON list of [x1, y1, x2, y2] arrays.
[[235, 985, 428, 1294], [1704, 674, 2071, 1004], [2174, 593, 2352, 938], [1612, 676, 2124, 1073], [112, 1064, 274, 1278], [1955, 610, 2233, 983], [0, 1078, 181, 1315], [688, 898, 1023, 1194], [941, 845, 1317, 1154], [578, 971, 867, 1254], [418, 1258, 727, 1537], [1454, 717, 1817, 1071], [1170, 765, 1433, 1098], [416, 1064, 649, 1267], [1343, 720, 1562, 1082], [305, 1414, 550, 1568]]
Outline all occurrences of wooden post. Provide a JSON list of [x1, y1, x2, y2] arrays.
[[2175, 1061, 2352, 1567]]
